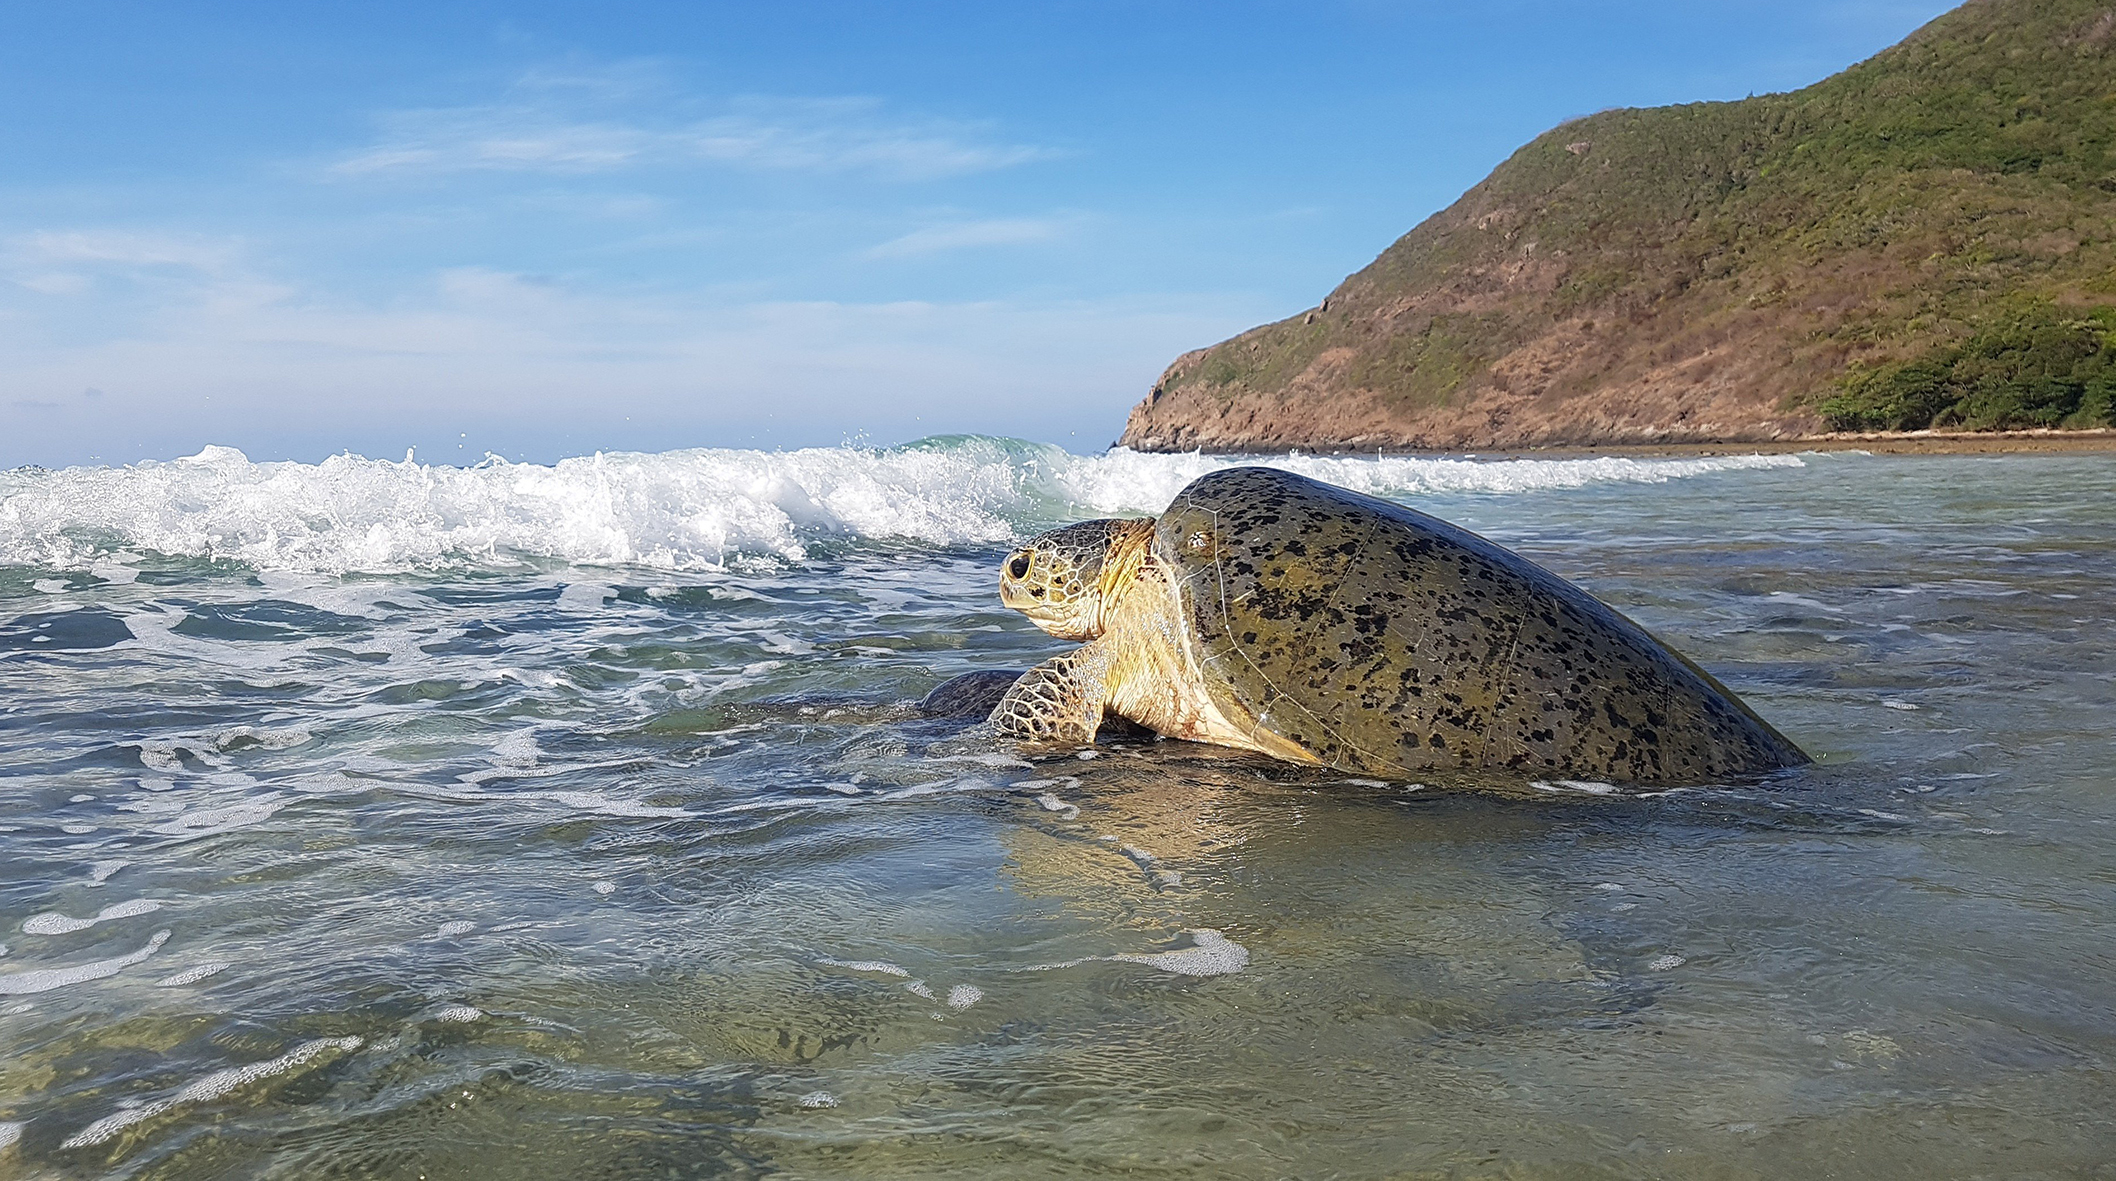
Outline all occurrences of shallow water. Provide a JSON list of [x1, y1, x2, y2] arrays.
[[1, 442, 2112, 1179]]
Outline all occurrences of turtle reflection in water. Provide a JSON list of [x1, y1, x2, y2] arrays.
[[985, 467, 1806, 785]]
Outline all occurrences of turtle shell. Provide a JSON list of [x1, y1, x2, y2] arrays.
[[1153, 467, 1805, 783]]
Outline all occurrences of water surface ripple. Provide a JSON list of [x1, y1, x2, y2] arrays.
[[1, 447, 2111, 1178]]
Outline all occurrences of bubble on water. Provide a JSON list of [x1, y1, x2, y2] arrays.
[[133, 741, 186, 772], [1858, 809, 1909, 822], [1032, 793, 1079, 819], [1612, 902, 1637, 912], [946, 984, 983, 1010], [433, 1005, 482, 1023], [818, 957, 909, 977], [33, 578, 67, 594], [1593, 883, 1626, 893], [435, 921, 475, 937], [69, 793, 95, 803], [21, 899, 162, 936], [797, 1091, 838, 1109], [212, 725, 313, 752], [1881, 700, 1919, 711], [592, 881, 617, 895], [822, 783, 862, 795], [89, 859, 133, 888], [60, 1036, 363, 1148], [1074, 750, 1098, 760], [538, 791, 690, 818], [60, 824, 96, 835], [1108, 929, 1250, 978], [491, 729, 540, 769], [0, 929, 170, 995], [1648, 954, 1687, 971], [930, 753, 1035, 771], [155, 962, 230, 987], [152, 800, 287, 838], [140, 778, 176, 792], [905, 980, 936, 1000]]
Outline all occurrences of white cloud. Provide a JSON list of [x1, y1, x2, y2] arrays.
[[331, 115, 650, 176], [328, 95, 1050, 182], [4, 231, 245, 301], [16, 231, 238, 272], [862, 216, 1075, 260], [0, 232, 1266, 464]]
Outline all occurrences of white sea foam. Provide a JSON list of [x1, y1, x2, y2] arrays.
[[491, 729, 540, 769], [1032, 792, 1079, 819], [0, 438, 1807, 574], [155, 962, 230, 986], [1533, 780, 1621, 796], [818, 957, 910, 977], [151, 800, 288, 838], [945, 984, 983, 1009], [0, 929, 170, 995], [1049, 448, 1806, 517], [21, 899, 162, 935], [60, 1036, 362, 1148], [1107, 929, 1251, 978]]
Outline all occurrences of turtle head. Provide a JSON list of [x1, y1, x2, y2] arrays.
[[999, 518, 1156, 640]]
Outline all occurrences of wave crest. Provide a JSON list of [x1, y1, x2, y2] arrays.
[[0, 438, 1804, 574]]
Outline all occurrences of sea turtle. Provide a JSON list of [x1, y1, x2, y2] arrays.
[[987, 467, 1806, 784]]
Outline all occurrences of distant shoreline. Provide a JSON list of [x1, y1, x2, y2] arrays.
[[1123, 430, 2116, 459]]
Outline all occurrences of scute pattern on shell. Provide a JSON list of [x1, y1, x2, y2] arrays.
[[1155, 467, 1806, 783]]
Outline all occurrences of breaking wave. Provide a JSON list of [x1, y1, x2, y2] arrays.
[[0, 436, 1806, 574]]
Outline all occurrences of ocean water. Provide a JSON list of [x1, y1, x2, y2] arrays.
[[0, 438, 2111, 1179]]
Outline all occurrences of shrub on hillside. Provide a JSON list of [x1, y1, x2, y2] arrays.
[[1817, 303, 2116, 431]]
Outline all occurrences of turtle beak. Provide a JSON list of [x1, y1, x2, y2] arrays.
[[999, 550, 1035, 609]]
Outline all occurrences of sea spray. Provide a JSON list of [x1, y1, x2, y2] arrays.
[[0, 437, 1804, 574]]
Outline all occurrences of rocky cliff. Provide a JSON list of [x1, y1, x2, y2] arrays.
[[1121, 0, 2116, 452]]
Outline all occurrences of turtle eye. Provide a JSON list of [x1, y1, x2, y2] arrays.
[[1007, 553, 1032, 579]]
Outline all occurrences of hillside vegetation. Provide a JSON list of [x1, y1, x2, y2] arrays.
[[1120, 0, 2116, 451]]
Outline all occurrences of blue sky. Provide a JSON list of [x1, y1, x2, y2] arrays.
[[0, 0, 1956, 466]]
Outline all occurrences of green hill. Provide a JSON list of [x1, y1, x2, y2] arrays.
[[1120, 0, 2116, 452]]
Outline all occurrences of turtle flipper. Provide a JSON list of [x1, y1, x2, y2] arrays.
[[989, 645, 1107, 747]]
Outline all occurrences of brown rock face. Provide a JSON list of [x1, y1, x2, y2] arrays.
[[1120, 0, 2116, 452]]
